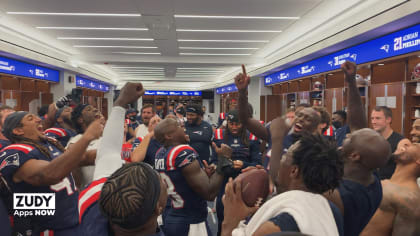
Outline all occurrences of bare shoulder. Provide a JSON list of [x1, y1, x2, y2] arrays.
[[392, 185, 420, 236]]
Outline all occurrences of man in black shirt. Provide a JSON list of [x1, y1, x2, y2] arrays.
[[184, 104, 215, 164], [371, 106, 404, 179]]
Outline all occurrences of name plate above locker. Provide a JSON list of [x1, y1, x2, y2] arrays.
[[264, 23, 420, 86]]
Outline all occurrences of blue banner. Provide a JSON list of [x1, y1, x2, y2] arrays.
[[264, 23, 420, 86], [0, 56, 59, 82], [76, 76, 110, 92], [144, 90, 202, 96], [216, 83, 238, 94]]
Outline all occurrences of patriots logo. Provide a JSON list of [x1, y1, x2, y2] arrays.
[[380, 44, 390, 53], [193, 131, 203, 136], [179, 158, 191, 167], [328, 61, 333, 67], [0, 153, 20, 170]]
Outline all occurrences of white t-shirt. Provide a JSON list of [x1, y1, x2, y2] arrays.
[[136, 124, 149, 137], [67, 134, 101, 188]]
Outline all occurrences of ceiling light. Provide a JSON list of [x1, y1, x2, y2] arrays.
[[377, 63, 385, 66], [7, 12, 141, 17], [116, 69, 165, 72], [111, 66, 164, 69], [112, 52, 161, 55], [74, 45, 157, 48], [58, 37, 153, 41], [177, 68, 226, 70], [38, 27, 147, 30], [118, 72, 165, 74], [174, 15, 299, 20], [328, 73, 333, 76], [178, 39, 268, 43], [180, 53, 252, 56], [179, 47, 259, 50], [176, 29, 281, 33]]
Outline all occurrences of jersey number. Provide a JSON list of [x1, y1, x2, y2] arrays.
[[159, 173, 184, 209], [50, 177, 74, 195]]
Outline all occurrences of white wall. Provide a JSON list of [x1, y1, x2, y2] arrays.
[[50, 71, 76, 101], [202, 99, 217, 125], [246, 76, 272, 121]]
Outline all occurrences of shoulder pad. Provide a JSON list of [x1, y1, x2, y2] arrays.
[[214, 129, 224, 140], [44, 128, 67, 137], [78, 177, 107, 223], [167, 145, 195, 171], [249, 133, 258, 141], [1, 144, 35, 154]]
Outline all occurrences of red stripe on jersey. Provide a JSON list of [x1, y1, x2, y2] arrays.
[[1, 144, 34, 154], [167, 145, 194, 171], [78, 177, 107, 223], [44, 128, 67, 137], [220, 113, 225, 119], [41, 230, 54, 236], [9, 215, 13, 227], [137, 137, 144, 143], [215, 129, 223, 140], [323, 126, 334, 137], [249, 133, 257, 141], [125, 119, 131, 125]]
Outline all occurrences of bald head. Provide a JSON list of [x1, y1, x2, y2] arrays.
[[343, 128, 391, 169], [154, 118, 178, 144]]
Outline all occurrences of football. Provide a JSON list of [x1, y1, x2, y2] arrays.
[[234, 168, 270, 207]]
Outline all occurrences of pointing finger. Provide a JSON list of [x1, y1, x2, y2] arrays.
[[242, 64, 247, 75]]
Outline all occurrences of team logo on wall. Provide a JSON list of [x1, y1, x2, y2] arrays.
[[380, 44, 390, 53]]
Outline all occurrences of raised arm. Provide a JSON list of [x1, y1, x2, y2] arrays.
[[14, 120, 103, 186], [131, 132, 153, 163], [93, 82, 145, 180], [235, 65, 269, 141], [342, 61, 367, 131]]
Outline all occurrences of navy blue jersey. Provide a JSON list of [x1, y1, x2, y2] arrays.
[[78, 178, 109, 236], [0, 139, 11, 150], [184, 121, 214, 164], [132, 137, 162, 166], [44, 127, 77, 147], [213, 129, 261, 177], [0, 142, 79, 232], [339, 173, 382, 236], [154, 145, 207, 224], [335, 125, 350, 147], [0, 197, 11, 236]]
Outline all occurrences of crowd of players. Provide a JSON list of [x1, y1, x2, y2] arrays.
[[0, 61, 419, 236]]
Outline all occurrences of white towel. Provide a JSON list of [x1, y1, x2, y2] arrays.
[[232, 190, 339, 236]]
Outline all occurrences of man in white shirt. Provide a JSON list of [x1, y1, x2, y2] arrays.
[[135, 104, 156, 137], [67, 104, 104, 188]]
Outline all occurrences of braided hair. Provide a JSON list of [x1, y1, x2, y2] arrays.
[[99, 162, 161, 230]]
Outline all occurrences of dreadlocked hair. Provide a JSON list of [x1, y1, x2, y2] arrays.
[[8, 133, 65, 160], [224, 124, 249, 147], [99, 163, 153, 224], [292, 134, 343, 194]]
